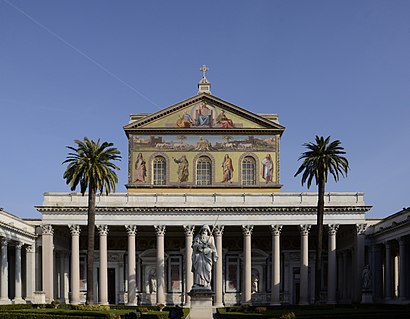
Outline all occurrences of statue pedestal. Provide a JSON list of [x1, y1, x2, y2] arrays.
[[361, 289, 373, 304], [188, 288, 214, 319]]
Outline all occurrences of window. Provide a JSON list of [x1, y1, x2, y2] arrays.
[[225, 255, 240, 292], [196, 156, 212, 185], [153, 156, 166, 185], [242, 156, 256, 185], [167, 255, 183, 292]]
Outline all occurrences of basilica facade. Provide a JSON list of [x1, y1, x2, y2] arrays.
[[1, 71, 408, 306]]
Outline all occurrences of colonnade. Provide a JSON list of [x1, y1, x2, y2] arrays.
[[0, 237, 35, 304], [371, 237, 409, 303], [39, 223, 367, 305]]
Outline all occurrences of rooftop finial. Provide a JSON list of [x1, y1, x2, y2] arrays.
[[198, 64, 211, 95], [200, 64, 209, 79]]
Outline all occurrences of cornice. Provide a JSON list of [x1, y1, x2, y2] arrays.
[[37, 205, 371, 215], [0, 220, 37, 240]]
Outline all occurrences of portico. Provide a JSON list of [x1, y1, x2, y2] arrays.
[[36, 191, 369, 305]]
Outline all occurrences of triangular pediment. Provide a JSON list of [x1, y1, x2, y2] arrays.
[[124, 93, 285, 134]]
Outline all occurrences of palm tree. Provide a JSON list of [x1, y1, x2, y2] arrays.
[[63, 137, 121, 304], [294, 136, 349, 304]]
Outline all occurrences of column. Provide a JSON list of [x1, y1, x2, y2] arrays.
[[353, 224, 366, 303], [25, 244, 35, 302], [183, 225, 195, 306], [399, 238, 406, 301], [154, 225, 166, 305], [327, 224, 339, 304], [68, 225, 81, 305], [97, 225, 109, 305], [13, 242, 24, 303], [41, 224, 54, 302], [214, 225, 224, 307], [0, 239, 10, 304], [384, 241, 392, 300], [270, 224, 282, 305], [125, 225, 137, 305], [299, 224, 311, 305], [241, 225, 253, 304]]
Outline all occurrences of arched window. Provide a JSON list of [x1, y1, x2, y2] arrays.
[[242, 156, 256, 185], [196, 156, 212, 185], [153, 156, 166, 185]]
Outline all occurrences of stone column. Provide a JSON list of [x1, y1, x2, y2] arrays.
[[183, 225, 195, 306], [154, 225, 166, 305], [97, 225, 109, 305], [41, 224, 54, 302], [353, 224, 366, 303], [68, 225, 81, 305], [299, 224, 311, 305], [214, 225, 224, 307], [270, 224, 282, 305], [0, 239, 10, 304], [241, 225, 253, 304], [25, 244, 35, 302], [13, 242, 24, 303], [384, 241, 392, 300], [125, 225, 137, 305], [398, 238, 406, 301], [327, 224, 339, 304]]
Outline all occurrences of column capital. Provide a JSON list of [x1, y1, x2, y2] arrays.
[[328, 224, 339, 235], [1, 238, 8, 247], [15, 242, 23, 249], [270, 224, 283, 236], [25, 245, 35, 253], [125, 225, 137, 236], [183, 225, 195, 236], [299, 224, 311, 235], [68, 224, 81, 236], [154, 225, 166, 236], [213, 225, 224, 237], [41, 224, 54, 235], [241, 225, 253, 236], [97, 225, 109, 236], [356, 223, 367, 235]]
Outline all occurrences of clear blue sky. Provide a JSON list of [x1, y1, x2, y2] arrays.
[[1, 0, 409, 219]]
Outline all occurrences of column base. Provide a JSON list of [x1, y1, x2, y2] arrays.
[[0, 298, 11, 305], [12, 297, 25, 304], [214, 302, 224, 308]]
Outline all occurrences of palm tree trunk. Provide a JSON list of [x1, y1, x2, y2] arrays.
[[315, 179, 325, 304], [86, 186, 96, 304]]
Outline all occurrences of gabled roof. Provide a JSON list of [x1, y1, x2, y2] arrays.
[[123, 93, 285, 135]]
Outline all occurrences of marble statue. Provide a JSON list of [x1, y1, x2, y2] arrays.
[[191, 225, 218, 289]]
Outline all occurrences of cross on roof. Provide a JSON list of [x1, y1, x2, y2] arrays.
[[200, 64, 209, 78]]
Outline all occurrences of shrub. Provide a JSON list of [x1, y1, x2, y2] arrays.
[[71, 304, 110, 311], [280, 311, 296, 319], [255, 306, 267, 314]]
